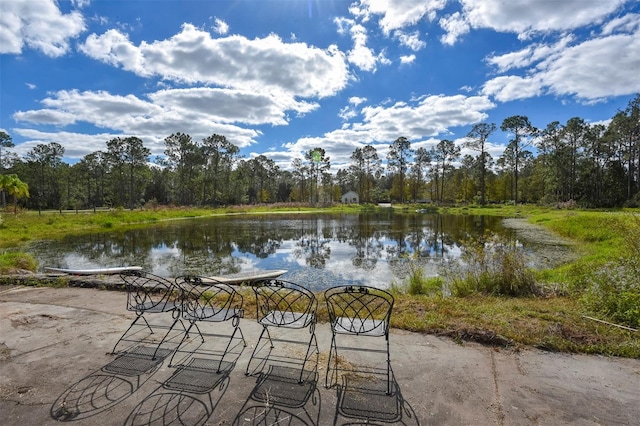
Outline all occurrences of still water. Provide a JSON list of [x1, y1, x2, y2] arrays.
[[27, 212, 544, 291]]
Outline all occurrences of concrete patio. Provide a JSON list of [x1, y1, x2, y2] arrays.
[[1, 285, 638, 425]]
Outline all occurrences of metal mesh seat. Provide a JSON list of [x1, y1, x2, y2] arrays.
[[170, 276, 246, 370], [324, 285, 394, 395], [246, 278, 318, 383], [111, 270, 185, 360]]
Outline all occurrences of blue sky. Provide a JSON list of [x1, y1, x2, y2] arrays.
[[1, 0, 639, 171]]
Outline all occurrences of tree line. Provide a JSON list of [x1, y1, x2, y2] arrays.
[[1, 94, 638, 212]]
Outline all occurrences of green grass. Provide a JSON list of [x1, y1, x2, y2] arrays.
[[387, 294, 639, 357], [0, 251, 38, 273]]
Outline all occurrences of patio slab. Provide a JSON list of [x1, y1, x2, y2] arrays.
[[1, 285, 638, 425]]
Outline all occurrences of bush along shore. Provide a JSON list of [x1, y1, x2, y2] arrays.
[[0, 204, 639, 358]]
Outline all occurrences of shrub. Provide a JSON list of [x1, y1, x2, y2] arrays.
[[580, 214, 640, 328], [388, 257, 444, 296], [580, 260, 640, 328], [443, 235, 538, 297], [406, 265, 443, 296], [0, 251, 38, 273]]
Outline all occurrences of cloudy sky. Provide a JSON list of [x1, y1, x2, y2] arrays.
[[1, 0, 639, 170]]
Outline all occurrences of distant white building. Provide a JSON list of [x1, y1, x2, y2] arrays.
[[341, 191, 359, 204]]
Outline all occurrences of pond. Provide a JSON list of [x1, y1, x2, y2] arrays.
[[25, 212, 571, 291]]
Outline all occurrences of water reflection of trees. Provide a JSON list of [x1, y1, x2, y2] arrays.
[[348, 214, 384, 271], [292, 216, 331, 268], [31, 213, 508, 277]]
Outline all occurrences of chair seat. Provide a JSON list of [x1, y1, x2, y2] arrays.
[[183, 307, 241, 322], [333, 317, 387, 336], [131, 301, 180, 313], [259, 310, 314, 329]]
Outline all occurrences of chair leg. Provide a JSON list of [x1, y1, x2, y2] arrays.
[[245, 326, 269, 376], [191, 321, 204, 343], [325, 332, 337, 389], [111, 314, 143, 354], [386, 335, 392, 395], [151, 316, 182, 360], [298, 331, 318, 384], [217, 323, 245, 373], [169, 321, 196, 367]]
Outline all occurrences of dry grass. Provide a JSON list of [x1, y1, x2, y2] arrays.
[[235, 286, 639, 358]]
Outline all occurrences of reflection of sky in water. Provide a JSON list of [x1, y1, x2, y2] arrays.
[[23, 213, 568, 290]]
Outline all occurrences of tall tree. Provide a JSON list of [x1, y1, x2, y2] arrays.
[[362, 145, 382, 204], [500, 116, 537, 204], [561, 117, 587, 201], [202, 134, 239, 206], [609, 94, 640, 200], [0, 131, 15, 208], [77, 151, 107, 209], [412, 147, 432, 202], [247, 155, 278, 203], [24, 142, 65, 212], [349, 147, 366, 201], [465, 123, 496, 205], [581, 124, 609, 205], [163, 133, 203, 205], [537, 121, 562, 202], [291, 158, 309, 202], [432, 139, 461, 203], [305, 148, 330, 204], [105, 137, 127, 207], [123, 137, 150, 209], [387, 137, 413, 203], [458, 154, 476, 202]]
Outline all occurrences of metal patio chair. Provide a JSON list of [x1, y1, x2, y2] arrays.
[[245, 278, 318, 383], [170, 275, 246, 370], [324, 285, 395, 395], [111, 270, 185, 360]]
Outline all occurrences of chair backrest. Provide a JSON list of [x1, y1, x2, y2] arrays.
[[252, 279, 317, 328], [176, 276, 243, 322], [120, 270, 179, 314], [324, 285, 394, 335]]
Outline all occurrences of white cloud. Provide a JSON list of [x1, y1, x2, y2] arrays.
[[481, 75, 543, 102], [338, 106, 359, 121], [482, 29, 640, 102], [0, 0, 86, 56], [211, 17, 229, 35], [439, 12, 470, 46], [486, 35, 575, 73], [80, 29, 147, 73], [13, 108, 78, 126], [538, 31, 640, 100], [284, 94, 495, 168], [358, 0, 448, 34], [335, 17, 391, 72], [458, 0, 627, 39], [11, 89, 281, 159], [601, 13, 640, 35], [148, 87, 318, 125], [394, 30, 426, 51], [26, 83, 36, 90], [349, 97, 368, 106], [71, 0, 91, 8], [11, 129, 126, 159], [80, 24, 350, 98], [399, 54, 416, 64], [346, 23, 379, 71]]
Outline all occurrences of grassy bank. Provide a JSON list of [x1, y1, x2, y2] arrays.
[[1, 204, 639, 357]]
